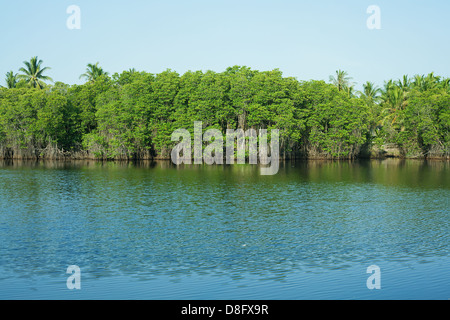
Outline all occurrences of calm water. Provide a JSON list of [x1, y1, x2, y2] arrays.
[[0, 159, 448, 300]]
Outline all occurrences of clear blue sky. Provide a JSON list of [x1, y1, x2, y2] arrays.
[[1, 0, 449, 89]]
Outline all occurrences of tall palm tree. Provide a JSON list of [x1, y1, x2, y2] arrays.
[[5, 71, 18, 89], [360, 81, 382, 134], [17, 56, 53, 89], [423, 72, 440, 90], [79, 62, 109, 83], [412, 74, 425, 91], [411, 73, 442, 91], [380, 81, 408, 126], [361, 81, 381, 102], [346, 85, 356, 97], [396, 75, 411, 91], [329, 69, 353, 92]]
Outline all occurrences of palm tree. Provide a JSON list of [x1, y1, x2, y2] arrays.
[[346, 85, 356, 97], [423, 72, 440, 90], [329, 70, 353, 92], [411, 73, 442, 91], [5, 71, 18, 88], [380, 81, 408, 126], [17, 56, 53, 89], [412, 74, 425, 91], [396, 75, 411, 91], [360, 81, 381, 102], [360, 81, 382, 134], [439, 78, 450, 92], [79, 62, 109, 82]]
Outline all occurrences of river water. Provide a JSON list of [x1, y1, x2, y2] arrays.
[[0, 159, 448, 299]]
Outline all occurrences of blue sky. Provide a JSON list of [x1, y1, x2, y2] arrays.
[[1, 0, 449, 89]]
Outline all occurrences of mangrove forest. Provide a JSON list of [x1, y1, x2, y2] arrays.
[[0, 57, 449, 160]]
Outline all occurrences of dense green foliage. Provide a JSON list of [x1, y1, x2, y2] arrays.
[[0, 65, 449, 160]]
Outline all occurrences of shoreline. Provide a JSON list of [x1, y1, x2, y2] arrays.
[[0, 143, 448, 161], [0, 155, 448, 162]]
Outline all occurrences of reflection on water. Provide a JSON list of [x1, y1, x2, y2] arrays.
[[0, 159, 448, 299]]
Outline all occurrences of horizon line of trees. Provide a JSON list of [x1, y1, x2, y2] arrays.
[[0, 57, 449, 160]]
